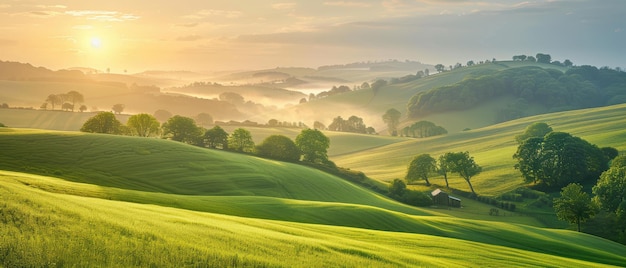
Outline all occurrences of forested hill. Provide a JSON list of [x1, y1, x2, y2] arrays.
[[407, 65, 626, 122]]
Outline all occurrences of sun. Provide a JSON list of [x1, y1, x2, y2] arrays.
[[90, 37, 102, 49]]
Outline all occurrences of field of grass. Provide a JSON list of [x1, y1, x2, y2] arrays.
[[2, 170, 625, 267], [332, 103, 626, 196]]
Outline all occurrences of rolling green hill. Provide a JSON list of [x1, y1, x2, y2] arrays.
[[2, 166, 625, 266], [0, 128, 429, 218], [333, 103, 626, 195]]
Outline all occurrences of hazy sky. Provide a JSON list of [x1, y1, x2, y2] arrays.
[[1, 0, 624, 73]]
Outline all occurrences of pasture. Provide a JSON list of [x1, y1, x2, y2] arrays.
[[2, 170, 625, 267]]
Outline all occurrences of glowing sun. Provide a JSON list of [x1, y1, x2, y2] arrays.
[[90, 37, 102, 49]]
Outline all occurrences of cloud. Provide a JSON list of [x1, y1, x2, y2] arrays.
[[65, 10, 140, 22], [72, 25, 94, 30], [177, 35, 204, 41], [272, 3, 297, 10], [0, 38, 17, 46], [323, 1, 372, 8], [176, 22, 199, 28], [183, 9, 242, 19]]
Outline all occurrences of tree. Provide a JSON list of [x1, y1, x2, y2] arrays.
[[204, 126, 229, 149], [438, 154, 451, 187], [371, 79, 387, 95], [434, 64, 445, 72], [65, 90, 84, 111], [466, 60, 475, 66], [382, 108, 401, 136], [256, 135, 300, 162], [228, 128, 255, 152], [45, 94, 61, 110], [446, 152, 482, 194], [61, 102, 73, 111], [80, 112, 123, 134], [112, 104, 125, 114], [295, 128, 330, 163], [313, 121, 325, 130], [388, 179, 406, 198], [424, 68, 429, 76], [406, 154, 437, 186], [554, 183, 596, 232], [162, 115, 202, 144], [79, 105, 87, 112], [536, 53, 552, 64], [515, 122, 552, 143], [194, 113, 213, 127], [513, 137, 544, 184], [154, 109, 172, 122], [360, 82, 370, 90], [268, 119, 279, 127], [127, 113, 160, 137], [563, 59, 573, 67], [592, 166, 626, 213], [514, 131, 609, 188]]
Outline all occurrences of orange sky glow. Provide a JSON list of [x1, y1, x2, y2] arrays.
[[1, 0, 624, 73]]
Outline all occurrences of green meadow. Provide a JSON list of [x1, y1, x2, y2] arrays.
[[333, 103, 626, 195], [2, 166, 626, 267]]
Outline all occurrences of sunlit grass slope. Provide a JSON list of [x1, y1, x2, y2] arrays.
[[0, 128, 429, 217], [0, 109, 129, 131], [333, 103, 626, 195], [2, 171, 625, 267]]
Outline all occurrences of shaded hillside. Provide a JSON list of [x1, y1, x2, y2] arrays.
[[408, 65, 626, 122]]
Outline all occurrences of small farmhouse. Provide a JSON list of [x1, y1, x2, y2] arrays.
[[431, 189, 461, 208]]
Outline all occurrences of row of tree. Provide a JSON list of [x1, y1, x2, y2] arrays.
[[327, 115, 376, 134], [80, 112, 332, 165], [43, 91, 85, 112], [405, 152, 482, 194], [401, 121, 447, 138]]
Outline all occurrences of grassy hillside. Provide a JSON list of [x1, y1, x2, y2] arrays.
[[333, 103, 626, 195], [0, 128, 429, 217], [0, 109, 130, 130], [2, 171, 625, 267]]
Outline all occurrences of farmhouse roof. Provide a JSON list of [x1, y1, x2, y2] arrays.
[[449, 196, 461, 202], [431, 189, 443, 196]]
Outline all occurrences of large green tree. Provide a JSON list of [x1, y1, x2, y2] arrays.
[[513, 137, 545, 184], [295, 129, 330, 163], [554, 183, 596, 232], [127, 113, 160, 137], [382, 108, 401, 136], [228, 128, 255, 152], [80, 112, 123, 134], [592, 166, 626, 214], [446, 151, 482, 194], [513, 131, 609, 188], [405, 154, 437, 186], [162, 115, 202, 144], [204, 126, 229, 149], [256, 135, 300, 162]]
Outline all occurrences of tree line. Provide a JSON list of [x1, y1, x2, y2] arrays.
[[79, 112, 332, 165], [407, 65, 626, 120]]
